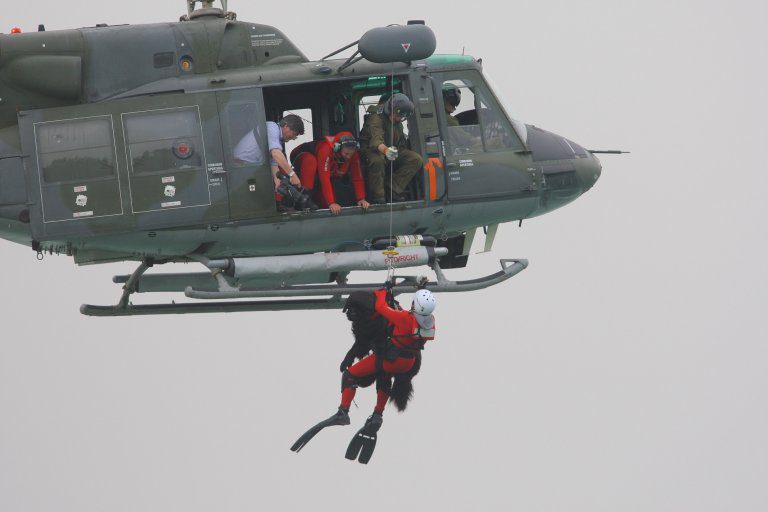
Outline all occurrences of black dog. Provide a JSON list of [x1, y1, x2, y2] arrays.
[[340, 291, 421, 411]]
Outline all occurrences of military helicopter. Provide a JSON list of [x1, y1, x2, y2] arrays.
[[0, 0, 615, 316]]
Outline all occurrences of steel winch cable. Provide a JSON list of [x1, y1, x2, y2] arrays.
[[386, 63, 396, 280]]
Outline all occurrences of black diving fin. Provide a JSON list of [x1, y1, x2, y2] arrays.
[[344, 412, 383, 464], [290, 407, 350, 453]]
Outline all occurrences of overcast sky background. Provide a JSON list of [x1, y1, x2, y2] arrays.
[[1, 1, 766, 511]]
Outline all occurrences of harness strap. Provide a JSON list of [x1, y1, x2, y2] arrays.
[[389, 323, 431, 352]]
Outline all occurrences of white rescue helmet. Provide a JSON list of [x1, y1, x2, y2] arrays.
[[412, 289, 436, 316]]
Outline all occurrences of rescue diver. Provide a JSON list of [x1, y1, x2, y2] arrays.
[[290, 132, 370, 215], [290, 288, 437, 464], [358, 93, 423, 204]]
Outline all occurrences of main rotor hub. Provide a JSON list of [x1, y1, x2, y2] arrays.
[[184, 0, 234, 20]]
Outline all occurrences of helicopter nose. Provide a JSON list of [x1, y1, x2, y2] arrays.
[[579, 153, 602, 193], [525, 125, 601, 194]]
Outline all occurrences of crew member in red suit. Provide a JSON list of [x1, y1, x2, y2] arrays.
[[339, 288, 437, 420], [290, 132, 371, 215]]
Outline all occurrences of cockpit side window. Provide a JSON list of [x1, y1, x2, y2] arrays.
[[441, 78, 482, 155], [437, 71, 523, 155]]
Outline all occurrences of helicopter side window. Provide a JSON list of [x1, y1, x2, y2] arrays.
[[124, 108, 204, 174], [226, 102, 267, 167], [34, 116, 123, 222], [37, 117, 116, 183], [358, 94, 383, 127], [123, 107, 212, 213], [360, 95, 380, 114], [357, 92, 409, 138]]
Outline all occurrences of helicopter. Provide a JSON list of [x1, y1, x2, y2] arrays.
[[0, 0, 616, 316]]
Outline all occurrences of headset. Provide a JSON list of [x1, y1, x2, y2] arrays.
[[333, 135, 360, 152]]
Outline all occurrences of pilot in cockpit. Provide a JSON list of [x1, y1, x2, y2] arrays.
[[442, 83, 478, 152], [442, 83, 462, 127]]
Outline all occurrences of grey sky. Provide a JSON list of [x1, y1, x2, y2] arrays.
[[1, 1, 766, 511]]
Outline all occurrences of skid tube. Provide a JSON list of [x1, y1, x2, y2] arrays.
[[80, 259, 528, 317]]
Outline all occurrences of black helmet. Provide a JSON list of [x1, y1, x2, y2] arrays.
[[383, 93, 414, 120], [442, 83, 461, 108]]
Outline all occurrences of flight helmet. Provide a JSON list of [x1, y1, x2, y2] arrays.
[[383, 93, 415, 120], [442, 83, 462, 107]]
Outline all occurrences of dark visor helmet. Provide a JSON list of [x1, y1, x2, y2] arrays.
[[442, 83, 462, 108], [384, 93, 415, 120]]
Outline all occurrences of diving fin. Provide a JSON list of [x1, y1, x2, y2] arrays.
[[345, 412, 383, 464], [290, 407, 350, 453]]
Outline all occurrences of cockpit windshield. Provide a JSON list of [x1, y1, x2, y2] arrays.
[[481, 71, 528, 145]]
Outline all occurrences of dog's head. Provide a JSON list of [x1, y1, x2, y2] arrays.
[[343, 291, 377, 322]]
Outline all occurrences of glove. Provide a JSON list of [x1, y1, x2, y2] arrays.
[[385, 146, 399, 161]]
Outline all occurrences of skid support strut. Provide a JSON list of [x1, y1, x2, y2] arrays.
[[80, 260, 151, 316]]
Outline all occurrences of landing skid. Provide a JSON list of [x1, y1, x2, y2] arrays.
[[80, 297, 345, 316], [80, 258, 528, 317]]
